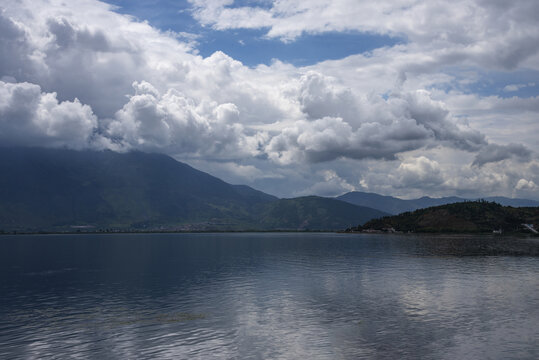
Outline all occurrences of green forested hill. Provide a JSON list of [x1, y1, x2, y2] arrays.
[[360, 201, 539, 234], [0, 147, 385, 232]]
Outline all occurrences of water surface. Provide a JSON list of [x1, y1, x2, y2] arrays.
[[1, 233, 538, 359]]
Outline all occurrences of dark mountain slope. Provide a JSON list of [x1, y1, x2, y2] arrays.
[[0, 147, 384, 232], [0, 147, 276, 230], [360, 201, 539, 234], [258, 196, 389, 231]]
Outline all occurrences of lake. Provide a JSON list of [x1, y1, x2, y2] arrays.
[[1, 233, 538, 359]]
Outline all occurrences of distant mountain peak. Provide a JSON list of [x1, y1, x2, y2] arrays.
[[337, 191, 539, 215]]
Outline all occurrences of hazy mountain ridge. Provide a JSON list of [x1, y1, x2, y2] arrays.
[[0, 147, 385, 232], [337, 191, 539, 215]]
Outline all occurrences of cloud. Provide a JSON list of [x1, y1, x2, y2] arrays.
[[297, 71, 362, 124], [0, 1, 524, 159], [0, 80, 104, 149], [0, 0, 537, 199], [297, 170, 355, 197], [513, 175, 539, 199], [351, 152, 539, 200], [185, 159, 285, 185], [1, 0, 195, 118], [394, 156, 444, 189], [189, 0, 539, 70], [391, 90, 486, 151], [107, 81, 250, 158], [265, 80, 486, 164], [47, 17, 110, 52], [515, 178, 537, 190], [503, 83, 531, 92], [472, 143, 533, 167], [0, 9, 43, 82]]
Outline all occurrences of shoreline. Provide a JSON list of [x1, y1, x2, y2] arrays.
[[1, 229, 537, 238]]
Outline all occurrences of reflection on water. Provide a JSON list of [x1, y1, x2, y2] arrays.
[[1, 233, 538, 359]]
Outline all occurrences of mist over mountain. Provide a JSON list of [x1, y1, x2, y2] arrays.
[[0, 147, 385, 232], [337, 191, 539, 215]]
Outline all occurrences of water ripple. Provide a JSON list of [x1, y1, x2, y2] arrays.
[[1, 233, 538, 359]]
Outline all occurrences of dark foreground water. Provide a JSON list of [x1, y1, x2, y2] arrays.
[[1, 233, 538, 359]]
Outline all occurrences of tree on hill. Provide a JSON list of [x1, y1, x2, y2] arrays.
[[360, 201, 539, 234]]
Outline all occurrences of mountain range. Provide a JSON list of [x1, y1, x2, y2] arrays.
[[336, 191, 539, 215], [1, 147, 536, 233], [0, 147, 386, 232]]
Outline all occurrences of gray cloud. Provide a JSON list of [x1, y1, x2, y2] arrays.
[[394, 156, 445, 189], [47, 17, 110, 52], [190, 0, 539, 76], [396, 91, 486, 151], [0, 2, 509, 165], [0, 10, 41, 82], [0, 0, 537, 199], [0, 80, 104, 149], [264, 81, 487, 164], [298, 72, 361, 123], [472, 143, 533, 167]]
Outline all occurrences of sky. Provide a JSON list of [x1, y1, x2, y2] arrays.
[[0, 0, 538, 200]]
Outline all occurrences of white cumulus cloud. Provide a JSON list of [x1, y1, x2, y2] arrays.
[[0, 80, 104, 149], [0, 0, 537, 199]]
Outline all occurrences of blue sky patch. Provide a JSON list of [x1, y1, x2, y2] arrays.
[[196, 29, 403, 67], [104, 0, 403, 66], [435, 67, 539, 99]]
